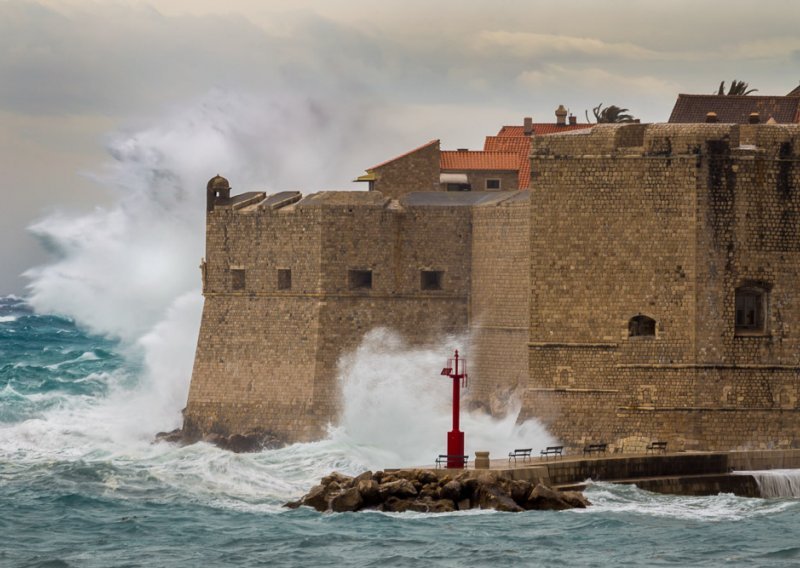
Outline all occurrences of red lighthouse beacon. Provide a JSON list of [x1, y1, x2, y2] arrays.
[[440, 349, 468, 468]]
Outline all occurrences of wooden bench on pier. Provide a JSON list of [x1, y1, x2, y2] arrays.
[[583, 443, 608, 456], [540, 446, 564, 459], [435, 454, 469, 469], [508, 448, 533, 464], [646, 441, 668, 454]]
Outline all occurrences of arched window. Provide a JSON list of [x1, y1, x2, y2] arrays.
[[629, 315, 656, 337], [735, 284, 769, 334]]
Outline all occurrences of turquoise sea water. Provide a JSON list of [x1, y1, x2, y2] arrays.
[[2, 295, 800, 568]]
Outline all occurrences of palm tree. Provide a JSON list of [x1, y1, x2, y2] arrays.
[[585, 103, 636, 124], [716, 80, 758, 96]]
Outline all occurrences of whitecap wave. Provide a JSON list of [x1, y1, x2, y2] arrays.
[[332, 328, 555, 468], [0, 316, 17, 323], [583, 481, 797, 521]]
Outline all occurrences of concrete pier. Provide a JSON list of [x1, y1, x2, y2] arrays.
[[414, 449, 800, 498]]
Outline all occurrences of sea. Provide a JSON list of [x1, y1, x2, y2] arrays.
[[3, 294, 800, 568]]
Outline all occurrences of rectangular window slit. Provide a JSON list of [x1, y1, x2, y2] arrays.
[[421, 270, 444, 291], [277, 269, 292, 290], [348, 269, 372, 290], [231, 269, 245, 291]]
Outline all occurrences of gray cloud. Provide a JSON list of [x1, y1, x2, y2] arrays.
[[4, 0, 800, 295]]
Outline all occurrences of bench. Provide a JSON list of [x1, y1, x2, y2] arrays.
[[583, 443, 607, 455], [508, 448, 533, 464], [435, 454, 469, 469], [540, 446, 564, 459], [646, 441, 668, 454]]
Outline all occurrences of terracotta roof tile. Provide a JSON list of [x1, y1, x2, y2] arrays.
[[483, 136, 531, 153], [668, 95, 800, 124], [518, 159, 531, 190], [440, 151, 520, 171]]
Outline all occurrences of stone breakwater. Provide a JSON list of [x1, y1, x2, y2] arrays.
[[285, 469, 590, 513]]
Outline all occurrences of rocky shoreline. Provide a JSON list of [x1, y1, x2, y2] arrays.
[[154, 428, 285, 453], [286, 469, 590, 513]]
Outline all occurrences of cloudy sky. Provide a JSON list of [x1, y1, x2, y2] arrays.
[[3, 0, 800, 295]]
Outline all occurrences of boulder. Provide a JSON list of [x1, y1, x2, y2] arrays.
[[417, 470, 438, 485], [299, 484, 330, 512], [201, 430, 285, 453], [221, 434, 262, 453], [322, 472, 354, 488], [379, 479, 418, 499], [381, 497, 430, 513], [524, 483, 572, 511], [356, 479, 380, 505], [354, 471, 374, 484], [427, 498, 456, 513], [154, 429, 186, 444], [508, 480, 533, 505], [330, 487, 363, 513], [475, 484, 524, 513], [439, 480, 462, 502], [560, 491, 591, 509]]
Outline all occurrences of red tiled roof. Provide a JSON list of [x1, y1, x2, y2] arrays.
[[368, 139, 439, 170], [668, 95, 800, 124], [497, 123, 593, 137], [440, 151, 519, 171], [482, 137, 531, 189], [483, 136, 531, 153]]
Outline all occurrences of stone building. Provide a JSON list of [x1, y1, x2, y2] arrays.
[[184, 120, 800, 453], [354, 107, 591, 196]]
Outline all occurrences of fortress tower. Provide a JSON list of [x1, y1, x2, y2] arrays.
[[184, 122, 800, 452]]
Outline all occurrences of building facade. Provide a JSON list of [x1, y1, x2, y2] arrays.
[[185, 122, 800, 452]]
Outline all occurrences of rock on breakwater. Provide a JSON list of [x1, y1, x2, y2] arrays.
[[286, 469, 590, 513]]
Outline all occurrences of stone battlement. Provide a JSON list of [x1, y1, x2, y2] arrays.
[[185, 123, 800, 451], [532, 122, 800, 159]]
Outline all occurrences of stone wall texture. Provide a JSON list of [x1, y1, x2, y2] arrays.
[[185, 122, 800, 452], [371, 140, 441, 199], [524, 123, 800, 452]]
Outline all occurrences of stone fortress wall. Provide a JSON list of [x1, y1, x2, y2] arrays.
[[185, 122, 800, 452], [523, 123, 800, 451]]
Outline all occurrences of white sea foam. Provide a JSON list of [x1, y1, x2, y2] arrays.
[[44, 351, 101, 370], [0, 316, 17, 323], [333, 328, 554, 468], [22, 89, 379, 441], [583, 481, 797, 521], [739, 470, 800, 498]]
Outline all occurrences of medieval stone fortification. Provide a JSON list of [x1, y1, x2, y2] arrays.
[[184, 122, 800, 453]]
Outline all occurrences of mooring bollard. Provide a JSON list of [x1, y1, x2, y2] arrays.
[[475, 451, 490, 469]]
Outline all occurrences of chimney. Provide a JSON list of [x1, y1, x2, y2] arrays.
[[555, 105, 568, 126], [705, 112, 718, 123], [748, 112, 760, 124], [568, 114, 577, 125], [523, 116, 533, 136]]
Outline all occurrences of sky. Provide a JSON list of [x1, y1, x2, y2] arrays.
[[2, 0, 800, 295]]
